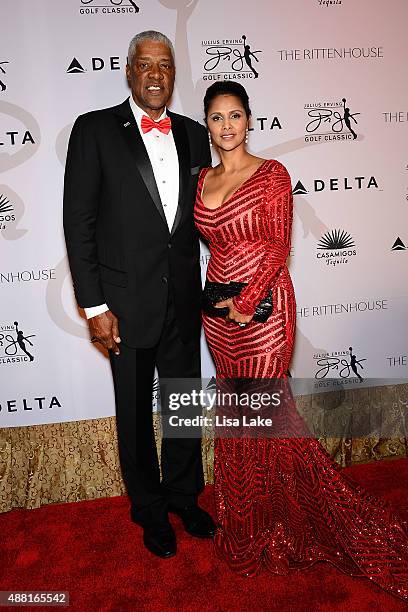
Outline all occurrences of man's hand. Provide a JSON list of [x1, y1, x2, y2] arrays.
[[88, 310, 121, 355], [215, 298, 252, 325]]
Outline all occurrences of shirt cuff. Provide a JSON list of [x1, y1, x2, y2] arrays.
[[84, 304, 109, 319]]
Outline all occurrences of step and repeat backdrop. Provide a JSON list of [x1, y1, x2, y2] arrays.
[[1, 0, 407, 428]]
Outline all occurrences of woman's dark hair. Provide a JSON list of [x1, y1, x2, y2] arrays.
[[203, 81, 251, 121]]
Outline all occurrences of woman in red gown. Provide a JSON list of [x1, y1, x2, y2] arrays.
[[194, 81, 408, 601]]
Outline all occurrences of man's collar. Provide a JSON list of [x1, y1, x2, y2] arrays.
[[128, 95, 167, 126]]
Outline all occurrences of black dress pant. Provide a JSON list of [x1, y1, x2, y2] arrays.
[[110, 290, 204, 526]]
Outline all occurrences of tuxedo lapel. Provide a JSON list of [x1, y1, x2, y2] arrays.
[[113, 100, 168, 230], [168, 111, 191, 236]]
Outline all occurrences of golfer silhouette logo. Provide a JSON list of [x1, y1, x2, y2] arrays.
[[9, 321, 35, 361], [242, 35, 260, 78], [342, 97, 358, 139], [348, 346, 364, 380]]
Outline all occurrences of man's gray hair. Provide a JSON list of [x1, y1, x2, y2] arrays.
[[128, 31, 175, 65]]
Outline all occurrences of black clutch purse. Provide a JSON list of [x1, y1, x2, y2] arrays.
[[202, 281, 273, 323]]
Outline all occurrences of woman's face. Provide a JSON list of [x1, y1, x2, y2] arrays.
[[206, 94, 249, 152]]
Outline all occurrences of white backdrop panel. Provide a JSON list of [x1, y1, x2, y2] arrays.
[[1, 0, 407, 427]]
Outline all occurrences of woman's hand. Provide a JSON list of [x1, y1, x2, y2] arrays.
[[214, 298, 253, 326]]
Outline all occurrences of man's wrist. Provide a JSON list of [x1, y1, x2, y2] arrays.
[[84, 304, 109, 319]]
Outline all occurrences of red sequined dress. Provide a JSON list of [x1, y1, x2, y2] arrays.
[[194, 159, 408, 600]]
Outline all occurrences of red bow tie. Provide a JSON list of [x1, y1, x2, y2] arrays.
[[141, 115, 172, 135]]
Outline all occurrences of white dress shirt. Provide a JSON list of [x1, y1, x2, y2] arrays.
[[85, 97, 180, 319]]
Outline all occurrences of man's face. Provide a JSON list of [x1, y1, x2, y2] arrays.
[[126, 39, 175, 119]]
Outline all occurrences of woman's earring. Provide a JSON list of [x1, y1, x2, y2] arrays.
[[245, 128, 249, 144], [208, 132, 213, 147]]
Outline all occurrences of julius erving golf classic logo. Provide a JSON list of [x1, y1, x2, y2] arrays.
[[314, 347, 366, 381], [78, 0, 140, 15], [304, 97, 360, 142], [0, 321, 36, 365], [202, 34, 262, 81]]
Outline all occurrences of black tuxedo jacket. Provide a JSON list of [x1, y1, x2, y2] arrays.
[[63, 99, 211, 347]]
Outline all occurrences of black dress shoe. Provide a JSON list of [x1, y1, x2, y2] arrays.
[[169, 504, 216, 539], [130, 499, 168, 527], [143, 522, 177, 559]]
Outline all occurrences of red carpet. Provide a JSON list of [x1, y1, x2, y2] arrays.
[[2, 459, 408, 612]]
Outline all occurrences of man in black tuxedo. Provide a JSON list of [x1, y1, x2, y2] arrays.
[[63, 30, 214, 558]]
